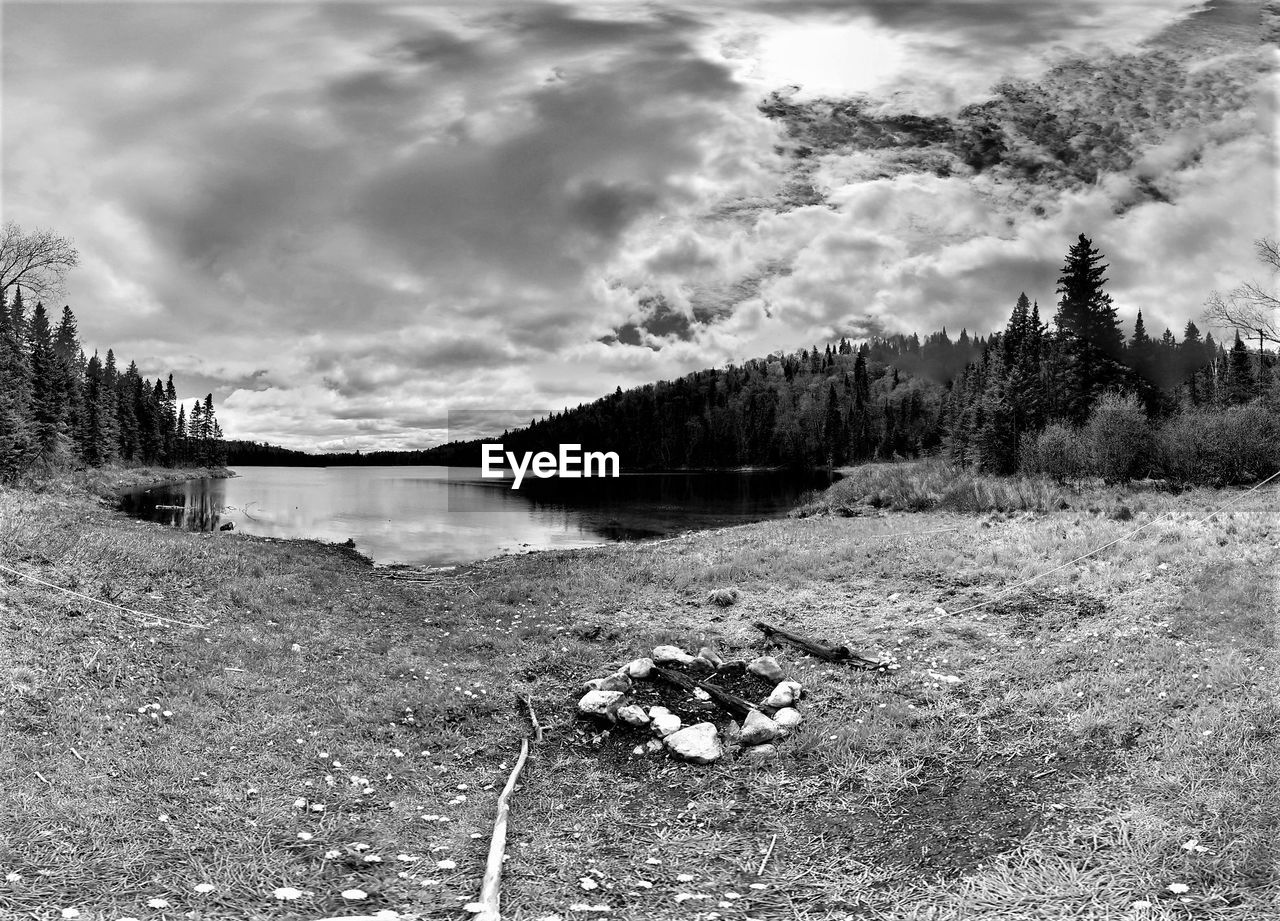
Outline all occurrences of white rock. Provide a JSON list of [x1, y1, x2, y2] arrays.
[[644, 739, 664, 754], [578, 690, 625, 719], [663, 722, 723, 764], [617, 705, 650, 727], [652, 645, 696, 665], [773, 707, 803, 733], [747, 656, 785, 683], [740, 709, 780, 746], [697, 646, 724, 667], [888, 592, 901, 601], [632, 745, 646, 755], [691, 688, 711, 701], [927, 671, 962, 685], [648, 706, 682, 737], [764, 680, 803, 708], [743, 743, 778, 761], [624, 657, 654, 678]]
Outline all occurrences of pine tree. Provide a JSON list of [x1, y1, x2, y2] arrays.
[[1053, 234, 1125, 423], [26, 302, 64, 463], [1225, 333, 1255, 404], [0, 292, 34, 479]]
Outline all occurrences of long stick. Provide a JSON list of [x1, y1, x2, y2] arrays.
[[466, 738, 531, 921], [753, 620, 882, 669]]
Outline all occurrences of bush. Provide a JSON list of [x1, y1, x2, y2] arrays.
[[1085, 394, 1154, 483], [1156, 404, 1280, 485], [1021, 423, 1091, 482]]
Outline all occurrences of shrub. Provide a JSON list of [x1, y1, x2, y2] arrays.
[[1021, 423, 1090, 482], [1156, 404, 1280, 485], [1085, 394, 1154, 483]]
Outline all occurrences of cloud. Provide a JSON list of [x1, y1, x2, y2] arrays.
[[2, 1, 1272, 450]]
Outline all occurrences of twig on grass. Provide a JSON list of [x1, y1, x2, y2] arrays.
[[516, 691, 544, 742], [758, 833, 778, 876]]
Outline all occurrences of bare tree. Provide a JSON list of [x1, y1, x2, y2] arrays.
[[1204, 238, 1279, 375], [0, 221, 80, 302]]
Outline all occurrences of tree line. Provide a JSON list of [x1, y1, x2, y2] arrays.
[[0, 225, 226, 482], [398, 234, 1276, 484]]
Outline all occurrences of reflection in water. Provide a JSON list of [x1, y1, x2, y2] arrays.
[[118, 466, 838, 566]]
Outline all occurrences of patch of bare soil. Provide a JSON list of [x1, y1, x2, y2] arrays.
[[805, 749, 1112, 878], [987, 589, 1108, 636]]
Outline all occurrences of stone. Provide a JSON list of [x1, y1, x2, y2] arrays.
[[747, 656, 785, 684], [644, 739, 664, 754], [697, 646, 724, 667], [617, 705, 650, 727], [624, 658, 654, 679], [219, 521, 234, 531], [764, 680, 802, 709], [691, 688, 711, 701], [927, 671, 962, 685], [663, 722, 723, 764], [888, 592, 901, 601], [773, 707, 803, 733], [596, 673, 632, 693], [648, 706, 682, 737], [652, 645, 696, 665], [743, 744, 778, 761], [740, 709, 780, 746], [632, 745, 646, 756], [578, 690, 625, 720]]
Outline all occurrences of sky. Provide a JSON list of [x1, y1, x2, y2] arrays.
[[2, 0, 1274, 449]]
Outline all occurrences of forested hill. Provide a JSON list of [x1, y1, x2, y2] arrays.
[[229, 235, 1277, 475]]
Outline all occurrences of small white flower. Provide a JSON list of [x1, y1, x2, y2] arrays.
[[310, 803, 325, 812], [341, 888, 368, 900], [324, 849, 341, 859], [363, 854, 383, 863], [351, 841, 371, 851], [1166, 882, 1190, 894], [676, 873, 695, 882], [5, 872, 21, 882], [273, 886, 304, 900], [1131, 900, 1152, 909], [437, 859, 457, 870], [580, 877, 598, 890], [60, 910, 81, 919], [194, 882, 216, 893], [297, 832, 313, 841], [145, 898, 170, 909], [293, 798, 307, 809]]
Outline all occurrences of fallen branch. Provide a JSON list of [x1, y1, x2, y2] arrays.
[[650, 665, 757, 721], [466, 738, 531, 921], [516, 692, 543, 742], [753, 620, 883, 669]]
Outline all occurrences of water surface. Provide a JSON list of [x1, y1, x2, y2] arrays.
[[118, 465, 836, 566]]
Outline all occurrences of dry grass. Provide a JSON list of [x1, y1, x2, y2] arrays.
[[796, 459, 1069, 517], [0, 474, 1276, 920]]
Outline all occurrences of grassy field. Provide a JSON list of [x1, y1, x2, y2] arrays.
[[0, 469, 1276, 921]]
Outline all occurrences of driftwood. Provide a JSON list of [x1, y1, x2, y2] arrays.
[[650, 665, 757, 721], [753, 620, 884, 669], [465, 695, 541, 921]]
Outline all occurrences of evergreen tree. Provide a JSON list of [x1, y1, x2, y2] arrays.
[[26, 302, 66, 463], [1225, 333, 1256, 404], [0, 292, 34, 479], [1053, 233, 1125, 422]]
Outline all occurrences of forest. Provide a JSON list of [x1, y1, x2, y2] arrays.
[[0, 225, 227, 482], [306, 234, 1274, 486], [3, 221, 1275, 488]]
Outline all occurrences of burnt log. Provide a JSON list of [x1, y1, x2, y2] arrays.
[[753, 620, 884, 669], [650, 665, 757, 721]]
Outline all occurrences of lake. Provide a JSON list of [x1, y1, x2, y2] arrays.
[[117, 465, 838, 566]]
